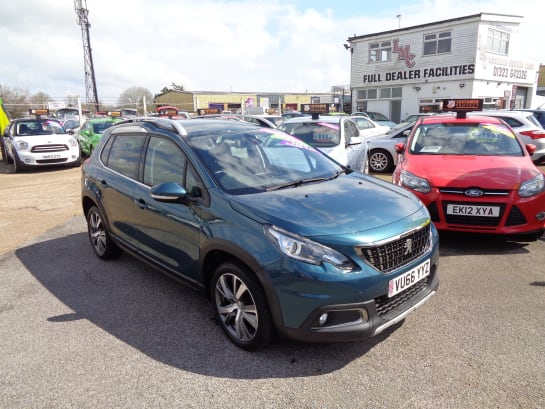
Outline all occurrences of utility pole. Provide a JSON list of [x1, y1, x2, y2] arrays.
[[74, 0, 99, 112]]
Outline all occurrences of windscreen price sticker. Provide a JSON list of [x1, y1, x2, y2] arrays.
[[388, 259, 430, 298]]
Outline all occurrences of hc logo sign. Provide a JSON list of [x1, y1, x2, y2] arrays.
[[393, 39, 416, 68]]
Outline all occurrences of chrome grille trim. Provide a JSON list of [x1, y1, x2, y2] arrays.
[[439, 188, 509, 196], [31, 144, 68, 153], [355, 223, 431, 274]]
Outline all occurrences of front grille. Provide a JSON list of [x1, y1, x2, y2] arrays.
[[356, 224, 430, 274], [442, 201, 506, 226], [375, 276, 430, 317], [31, 144, 68, 153], [438, 187, 510, 197]]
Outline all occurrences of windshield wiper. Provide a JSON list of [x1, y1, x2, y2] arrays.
[[266, 176, 329, 191]]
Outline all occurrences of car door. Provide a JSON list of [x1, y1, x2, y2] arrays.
[[343, 119, 368, 173], [97, 132, 145, 249], [78, 121, 91, 153], [132, 134, 202, 281]]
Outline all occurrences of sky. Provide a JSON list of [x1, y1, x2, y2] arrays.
[[0, 0, 543, 106]]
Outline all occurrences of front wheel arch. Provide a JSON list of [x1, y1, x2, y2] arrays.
[[210, 260, 275, 350]]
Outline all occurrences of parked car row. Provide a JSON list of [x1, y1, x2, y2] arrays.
[[366, 109, 545, 173]]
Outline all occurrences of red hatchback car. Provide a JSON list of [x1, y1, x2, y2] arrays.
[[392, 114, 545, 240]]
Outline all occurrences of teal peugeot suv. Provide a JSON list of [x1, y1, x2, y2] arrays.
[[81, 118, 439, 350]]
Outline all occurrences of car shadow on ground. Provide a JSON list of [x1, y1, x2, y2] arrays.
[[14, 228, 400, 379], [438, 231, 543, 257]]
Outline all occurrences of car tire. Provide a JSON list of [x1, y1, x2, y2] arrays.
[[12, 152, 25, 172], [86, 205, 121, 259], [0, 140, 6, 163], [211, 261, 274, 350], [369, 149, 394, 173], [4, 147, 13, 164]]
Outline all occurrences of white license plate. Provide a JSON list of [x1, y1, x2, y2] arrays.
[[42, 154, 62, 159], [388, 259, 430, 298], [446, 204, 500, 217]]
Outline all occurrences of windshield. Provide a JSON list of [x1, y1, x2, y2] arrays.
[[368, 112, 390, 121], [279, 121, 341, 148], [188, 128, 343, 195], [409, 123, 523, 156], [17, 119, 66, 135]]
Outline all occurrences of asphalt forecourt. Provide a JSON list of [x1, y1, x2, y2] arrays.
[[0, 164, 544, 408]]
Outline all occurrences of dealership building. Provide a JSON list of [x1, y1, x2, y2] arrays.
[[346, 13, 539, 123]]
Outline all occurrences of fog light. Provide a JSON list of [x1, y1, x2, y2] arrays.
[[318, 313, 328, 325], [536, 211, 545, 221]]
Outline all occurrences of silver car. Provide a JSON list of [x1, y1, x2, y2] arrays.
[[367, 122, 414, 173]]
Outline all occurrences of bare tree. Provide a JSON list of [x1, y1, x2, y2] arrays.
[[0, 85, 31, 118], [30, 92, 51, 108], [117, 86, 153, 115]]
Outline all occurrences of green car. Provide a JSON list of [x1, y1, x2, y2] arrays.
[[78, 117, 122, 156]]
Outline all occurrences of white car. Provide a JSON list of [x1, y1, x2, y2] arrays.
[[349, 115, 391, 139], [279, 115, 369, 173], [467, 110, 545, 164], [3, 115, 81, 172]]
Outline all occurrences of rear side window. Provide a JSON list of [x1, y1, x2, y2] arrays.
[[497, 116, 523, 128], [102, 133, 145, 179]]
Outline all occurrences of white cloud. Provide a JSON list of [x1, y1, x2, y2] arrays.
[[0, 0, 542, 104]]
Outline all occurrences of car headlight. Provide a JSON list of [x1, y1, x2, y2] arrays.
[[518, 173, 545, 198], [264, 225, 356, 272], [68, 138, 79, 147], [16, 141, 29, 151], [400, 170, 431, 193]]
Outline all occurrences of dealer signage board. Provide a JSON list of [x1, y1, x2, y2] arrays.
[[440, 99, 483, 112], [302, 103, 330, 114]]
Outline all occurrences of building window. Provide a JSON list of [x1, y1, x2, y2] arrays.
[[369, 41, 391, 62], [423, 31, 451, 55], [418, 98, 442, 113], [356, 88, 378, 100], [483, 97, 501, 109], [487, 29, 509, 55], [379, 87, 403, 99]]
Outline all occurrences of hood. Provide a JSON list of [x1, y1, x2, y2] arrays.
[[408, 155, 540, 189], [229, 173, 424, 237]]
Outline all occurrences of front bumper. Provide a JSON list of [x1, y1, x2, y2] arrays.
[[16, 148, 80, 166], [275, 264, 439, 343]]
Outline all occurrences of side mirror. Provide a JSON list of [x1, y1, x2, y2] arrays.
[[394, 142, 405, 154], [150, 182, 188, 203], [526, 144, 536, 155]]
